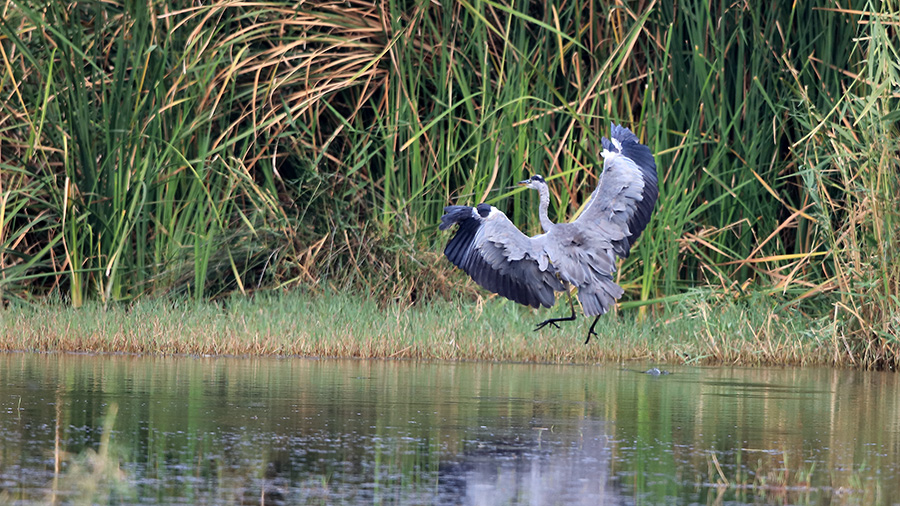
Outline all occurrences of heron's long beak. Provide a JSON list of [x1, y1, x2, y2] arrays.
[[517, 179, 530, 186]]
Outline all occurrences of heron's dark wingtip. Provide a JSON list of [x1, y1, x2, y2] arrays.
[[611, 125, 657, 183], [439, 205, 474, 231], [609, 123, 640, 144], [602, 123, 659, 256]]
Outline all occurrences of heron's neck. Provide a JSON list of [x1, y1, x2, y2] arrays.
[[538, 184, 554, 232]]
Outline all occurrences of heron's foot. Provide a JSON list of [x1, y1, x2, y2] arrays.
[[533, 319, 561, 331], [533, 314, 576, 332]]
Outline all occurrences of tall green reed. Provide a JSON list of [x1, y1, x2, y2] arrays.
[[1, 0, 294, 304], [788, 1, 900, 366], [371, 0, 871, 309]]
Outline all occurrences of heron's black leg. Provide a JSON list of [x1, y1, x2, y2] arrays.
[[534, 291, 577, 331], [584, 315, 601, 344]]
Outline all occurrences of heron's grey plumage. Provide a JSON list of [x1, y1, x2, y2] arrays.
[[440, 123, 657, 339], [441, 204, 564, 309], [577, 124, 658, 258]]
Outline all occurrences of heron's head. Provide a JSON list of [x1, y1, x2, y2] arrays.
[[517, 174, 547, 191]]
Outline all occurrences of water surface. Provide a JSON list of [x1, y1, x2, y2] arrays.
[[1, 353, 898, 504]]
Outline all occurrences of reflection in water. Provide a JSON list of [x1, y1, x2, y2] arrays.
[[1, 354, 898, 505], [438, 420, 621, 506]]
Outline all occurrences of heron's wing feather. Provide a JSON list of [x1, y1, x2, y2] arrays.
[[440, 205, 563, 308], [538, 224, 624, 316], [573, 123, 658, 259]]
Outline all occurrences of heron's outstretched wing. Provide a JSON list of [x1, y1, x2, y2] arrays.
[[440, 204, 563, 308], [574, 123, 658, 259]]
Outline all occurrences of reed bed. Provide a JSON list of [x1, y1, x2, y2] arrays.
[[1, 0, 898, 367]]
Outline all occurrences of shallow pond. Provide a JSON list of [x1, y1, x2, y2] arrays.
[[1, 353, 898, 505]]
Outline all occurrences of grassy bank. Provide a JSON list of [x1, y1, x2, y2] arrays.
[[0, 291, 842, 366]]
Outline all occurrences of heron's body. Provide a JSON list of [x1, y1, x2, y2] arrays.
[[439, 124, 658, 342]]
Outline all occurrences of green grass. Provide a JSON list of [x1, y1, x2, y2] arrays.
[[0, 291, 840, 366]]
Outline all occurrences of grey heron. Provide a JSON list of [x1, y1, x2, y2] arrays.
[[439, 123, 658, 343]]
